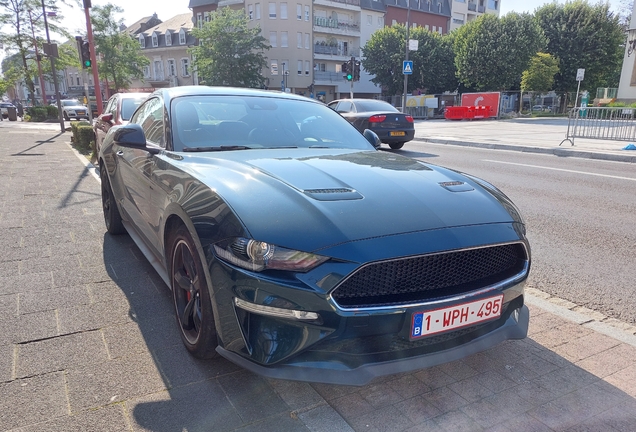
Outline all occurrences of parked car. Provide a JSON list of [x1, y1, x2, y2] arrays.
[[1, 101, 16, 119], [327, 98, 415, 149], [94, 92, 149, 152], [59, 99, 89, 121], [532, 105, 545, 111], [99, 86, 530, 385]]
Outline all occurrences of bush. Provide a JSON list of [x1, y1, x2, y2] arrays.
[[24, 105, 59, 122], [70, 121, 95, 152], [25, 106, 48, 122]]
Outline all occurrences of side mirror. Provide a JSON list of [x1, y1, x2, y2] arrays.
[[363, 129, 381, 149], [101, 113, 113, 123], [113, 124, 160, 154]]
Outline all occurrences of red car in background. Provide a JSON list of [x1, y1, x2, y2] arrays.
[[94, 92, 149, 152]]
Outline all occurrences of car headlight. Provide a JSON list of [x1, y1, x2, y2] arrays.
[[213, 237, 328, 272]]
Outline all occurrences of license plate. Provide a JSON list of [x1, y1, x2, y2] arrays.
[[410, 294, 503, 339], [390, 131, 406, 136]]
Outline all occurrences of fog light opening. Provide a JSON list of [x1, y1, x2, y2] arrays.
[[512, 308, 520, 323], [234, 298, 320, 321]]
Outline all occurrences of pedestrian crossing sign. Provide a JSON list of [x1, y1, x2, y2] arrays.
[[403, 61, 413, 75]]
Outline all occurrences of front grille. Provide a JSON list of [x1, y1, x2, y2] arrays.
[[332, 243, 527, 308]]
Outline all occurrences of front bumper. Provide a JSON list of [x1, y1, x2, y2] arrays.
[[217, 304, 528, 386]]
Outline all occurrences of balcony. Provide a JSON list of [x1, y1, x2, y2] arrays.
[[314, 71, 347, 83], [314, 16, 360, 34], [313, 44, 360, 58], [314, 0, 360, 10]]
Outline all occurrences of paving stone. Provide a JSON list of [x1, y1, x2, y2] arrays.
[[127, 383, 244, 432], [298, 404, 354, 432], [57, 299, 133, 334], [12, 404, 130, 432], [438, 359, 480, 381], [16, 331, 109, 378], [0, 293, 18, 314], [604, 363, 636, 397], [217, 370, 290, 424], [395, 395, 443, 424], [233, 411, 310, 432], [0, 343, 15, 382], [358, 381, 405, 408], [0, 271, 54, 295], [530, 321, 593, 349], [18, 285, 91, 314], [267, 379, 327, 412], [490, 411, 553, 432], [387, 372, 433, 399], [327, 391, 375, 420], [421, 386, 469, 413], [66, 351, 167, 411], [0, 309, 58, 345], [346, 404, 414, 432], [311, 382, 359, 401], [576, 343, 636, 378], [0, 372, 68, 431], [413, 365, 457, 389], [431, 409, 485, 432], [552, 332, 621, 363]]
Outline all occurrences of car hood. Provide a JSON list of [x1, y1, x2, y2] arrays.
[[172, 149, 521, 252]]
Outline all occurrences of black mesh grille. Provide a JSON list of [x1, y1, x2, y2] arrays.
[[332, 243, 527, 308]]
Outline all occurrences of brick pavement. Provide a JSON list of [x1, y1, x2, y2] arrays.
[[1, 120, 635, 431]]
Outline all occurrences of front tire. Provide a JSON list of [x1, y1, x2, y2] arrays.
[[100, 168, 126, 235], [170, 225, 218, 359], [389, 142, 405, 150]]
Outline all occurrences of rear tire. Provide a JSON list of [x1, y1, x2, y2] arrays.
[[100, 168, 126, 235], [170, 225, 218, 359], [389, 142, 405, 150]]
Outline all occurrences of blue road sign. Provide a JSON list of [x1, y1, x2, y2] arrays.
[[403, 61, 413, 75]]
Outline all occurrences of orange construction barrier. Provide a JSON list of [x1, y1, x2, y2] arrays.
[[445, 106, 491, 120], [444, 106, 468, 120]]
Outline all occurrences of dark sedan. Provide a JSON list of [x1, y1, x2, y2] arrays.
[[94, 92, 149, 152], [99, 86, 530, 386], [327, 98, 415, 149]]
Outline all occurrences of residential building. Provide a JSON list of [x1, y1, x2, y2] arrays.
[[449, 0, 499, 32], [127, 13, 198, 91], [385, 0, 451, 35]]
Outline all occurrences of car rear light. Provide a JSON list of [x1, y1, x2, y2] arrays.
[[405, 115, 414, 123], [368, 115, 386, 123]]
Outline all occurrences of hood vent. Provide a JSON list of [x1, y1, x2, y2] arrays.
[[303, 188, 363, 201], [439, 181, 474, 192]]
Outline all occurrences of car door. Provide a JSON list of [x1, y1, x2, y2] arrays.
[[96, 96, 116, 150], [115, 96, 165, 256]]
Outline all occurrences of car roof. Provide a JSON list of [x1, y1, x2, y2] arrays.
[[151, 85, 323, 105]]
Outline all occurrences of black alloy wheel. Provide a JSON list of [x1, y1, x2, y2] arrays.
[[100, 168, 126, 235], [170, 225, 218, 358]]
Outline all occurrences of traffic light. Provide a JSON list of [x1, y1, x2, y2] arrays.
[[80, 40, 91, 69], [353, 60, 361, 81], [342, 62, 352, 81]]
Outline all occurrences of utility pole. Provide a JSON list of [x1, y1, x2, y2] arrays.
[[41, 0, 64, 133], [401, 2, 411, 113], [349, 56, 354, 99], [83, 0, 103, 117]]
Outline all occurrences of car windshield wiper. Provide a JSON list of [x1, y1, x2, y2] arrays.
[[183, 145, 251, 152]]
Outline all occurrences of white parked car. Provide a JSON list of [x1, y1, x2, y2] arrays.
[[59, 99, 89, 121]]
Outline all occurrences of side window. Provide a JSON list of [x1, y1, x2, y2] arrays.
[[336, 101, 352, 113], [104, 97, 116, 115], [132, 97, 165, 147]]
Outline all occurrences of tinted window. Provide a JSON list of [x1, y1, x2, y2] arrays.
[[170, 95, 374, 152], [132, 97, 165, 147], [355, 100, 398, 112], [336, 101, 353, 113], [62, 100, 82, 106], [121, 98, 146, 121]]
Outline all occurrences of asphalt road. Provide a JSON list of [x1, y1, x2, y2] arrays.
[[400, 141, 636, 325]]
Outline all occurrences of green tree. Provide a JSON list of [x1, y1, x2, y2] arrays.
[[90, 4, 149, 92], [534, 1, 624, 92], [189, 7, 269, 88], [521, 52, 560, 92], [0, 0, 70, 103], [409, 28, 458, 94], [453, 13, 545, 91], [361, 25, 411, 96]]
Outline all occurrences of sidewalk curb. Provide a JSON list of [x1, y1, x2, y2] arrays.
[[413, 137, 636, 163]]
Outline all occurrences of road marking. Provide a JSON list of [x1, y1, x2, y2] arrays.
[[483, 160, 636, 182]]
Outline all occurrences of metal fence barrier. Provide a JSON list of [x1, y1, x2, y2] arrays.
[[560, 107, 636, 146]]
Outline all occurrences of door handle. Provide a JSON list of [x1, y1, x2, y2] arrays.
[[116, 150, 124, 156]]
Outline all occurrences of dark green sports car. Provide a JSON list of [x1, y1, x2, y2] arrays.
[[99, 86, 530, 386]]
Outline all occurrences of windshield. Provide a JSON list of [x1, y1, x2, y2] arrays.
[[121, 98, 146, 121], [62, 100, 82, 107], [170, 95, 375, 152], [355, 100, 398, 113]]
